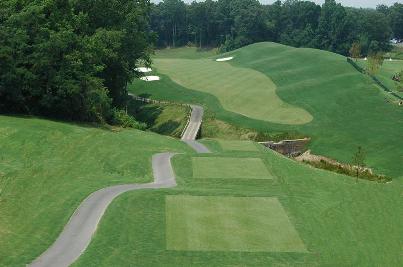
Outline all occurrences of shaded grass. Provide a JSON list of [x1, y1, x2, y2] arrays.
[[128, 99, 190, 138], [0, 115, 191, 266]]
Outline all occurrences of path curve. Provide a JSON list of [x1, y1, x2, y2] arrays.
[[29, 153, 176, 267], [29, 100, 209, 266]]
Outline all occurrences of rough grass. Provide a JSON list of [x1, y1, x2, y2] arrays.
[[165, 195, 307, 252], [192, 157, 272, 179], [0, 115, 190, 267], [73, 143, 403, 267], [154, 46, 218, 59], [154, 58, 312, 124], [356, 59, 403, 97], [130, 42, 403, 178]]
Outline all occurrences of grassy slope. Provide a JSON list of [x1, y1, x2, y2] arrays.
[[73, 140, 403, 267], [0, 115, 191, 266], [128, 99, 190, 138], [130, 43, 403, 178], [356, 59, 403, 97], [154, 58, 312, 124]]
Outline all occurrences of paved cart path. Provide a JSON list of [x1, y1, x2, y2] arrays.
[[29, 104, 208, 267]]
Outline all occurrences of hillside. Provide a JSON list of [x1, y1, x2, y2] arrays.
[[130, 42, 403, 178], [0, 115, 191, 266]]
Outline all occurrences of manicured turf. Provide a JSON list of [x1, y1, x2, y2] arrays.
[[73, 144, 403, 267], [0, 115, 191, 267], [130, 43, 403, 178], [218, 140, 259, 151], [165, 195, 306, 252], [154, 58, 312, 124], [192, 157, 272, 179]]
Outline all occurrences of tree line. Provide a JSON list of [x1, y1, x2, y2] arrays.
[[0, 0, 151, 124], [151, 0, 403, 56]]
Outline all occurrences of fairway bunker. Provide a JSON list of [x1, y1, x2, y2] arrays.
[[135, 67, 152, 73], [140, 76, 160, 81], [166, 195, 307, 252], [216, 56, 234, 62]]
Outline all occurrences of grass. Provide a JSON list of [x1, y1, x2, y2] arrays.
[[128, 99, 190, 138], [0, 115, 191, 267], [154, 46, 218, 59], [165, 195, 307, 252], [192, 157, 272, 179], [217, 140, 259, 151], [153, 58, 312, 124], [356, 58, 403, 97], [72, 141, 403, 267], [130, 42, 403, 179]]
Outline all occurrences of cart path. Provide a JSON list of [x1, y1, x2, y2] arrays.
[[29, 104, 209, 267]]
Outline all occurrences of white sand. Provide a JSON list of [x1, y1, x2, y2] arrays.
[[216, 56, 234, 62], [135, 67, 152, 73], [140, 76, 160, 81]]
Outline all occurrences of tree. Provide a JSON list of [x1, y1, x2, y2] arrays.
[[367, 52, 384, 76], [389, 3, 403, 39], [349, 42, 361, 61], [0, 0, 151, 122], [352, 146, 366, 182]]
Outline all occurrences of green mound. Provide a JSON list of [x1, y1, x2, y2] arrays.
[[154, 58, 312, 124], [192, 157, 272, 179], [0, 115, 190, 266], [165, 195, 306, 252]]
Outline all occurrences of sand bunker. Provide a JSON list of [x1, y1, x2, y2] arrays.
[[135, 67, 152, 73], [216, 57, 234, 62], [140, 76, 160, 81]]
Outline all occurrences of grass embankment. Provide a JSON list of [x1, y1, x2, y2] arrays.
[[73, 139, 403, 266], [130, 42, 403, 178], [128, 99, 190, 138], [0, 115, 190, 266], [356, 58, 403, 98]]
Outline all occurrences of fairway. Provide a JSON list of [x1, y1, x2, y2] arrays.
[[165, 195, 307, 252], [217, 140, 259, 151], [153, 58, 313, 125], [192, 157, 272, 179]]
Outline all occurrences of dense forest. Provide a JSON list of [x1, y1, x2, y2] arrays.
[[151, 0, 403, 55], [0, 0, 402, 123], [0, 0, 152, 123]]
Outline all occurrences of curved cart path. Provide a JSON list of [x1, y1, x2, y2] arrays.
[[29, 104, 208, 267]]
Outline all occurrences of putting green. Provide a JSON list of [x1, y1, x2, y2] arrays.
[[165, 195, 307, 252], [217, 140, 259, 151], [154, 58, 313, 125], [192, 157, 272, 179]]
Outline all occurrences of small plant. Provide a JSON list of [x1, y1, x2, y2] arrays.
[[366, 52, 384, 76]]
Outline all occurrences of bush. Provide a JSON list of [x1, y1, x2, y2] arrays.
[[111, 109, 146, 130]]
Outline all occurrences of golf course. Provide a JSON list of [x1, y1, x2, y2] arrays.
[[131, 42, 403, 179], [2, 0, 403, 266]]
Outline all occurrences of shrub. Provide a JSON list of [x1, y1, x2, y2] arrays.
[[111, 109, 146, 130]]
